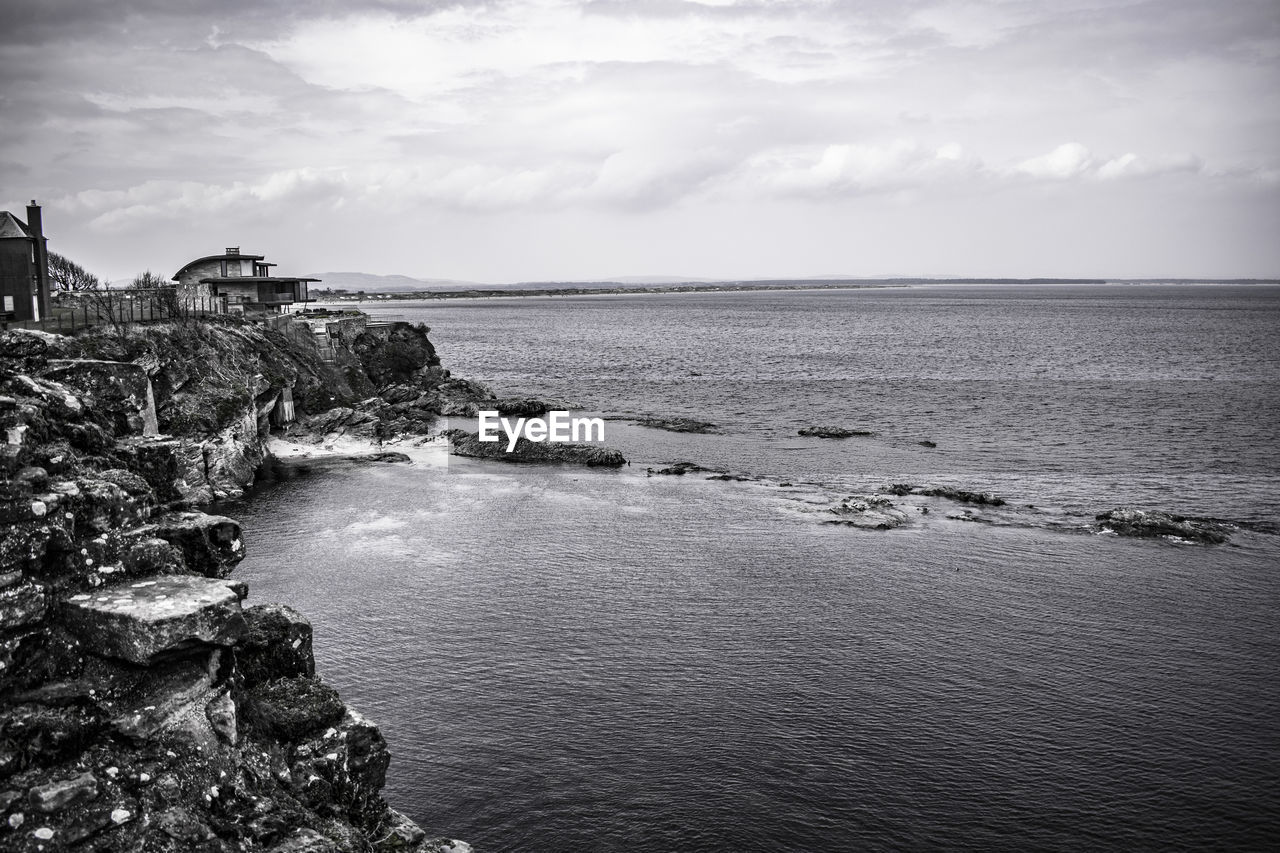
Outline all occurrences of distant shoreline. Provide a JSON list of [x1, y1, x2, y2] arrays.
[[307, 277, 1278, 303]]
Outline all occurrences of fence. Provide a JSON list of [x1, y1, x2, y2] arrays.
[[0, 289, 226, 334]]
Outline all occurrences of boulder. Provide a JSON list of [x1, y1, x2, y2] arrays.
[[636, 416, 717, 434], [445, 429, 626, 467], [0, 582, 46, 628], [798, 426, 876, 438], [62, 576, 245, 665], [646, 461, 715, 476], [111, 651, 223, 744], [245, 676, 344, 741], [828, 496, 910, 529], [43, 359, 153, 437], [150, 512, 245, 578], [237, 604, 315, 688], [27, 771, 99, 813], [1095, 508, 1231, 544]]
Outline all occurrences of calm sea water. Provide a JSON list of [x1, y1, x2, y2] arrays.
[[234, 284, 1280, 851]]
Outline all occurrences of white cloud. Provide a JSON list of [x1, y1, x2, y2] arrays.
[[3, 0, 1277, 279], [1015, 142, 1094, 179]]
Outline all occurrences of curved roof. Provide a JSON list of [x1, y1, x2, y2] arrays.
[[172, 251, 266, 281]]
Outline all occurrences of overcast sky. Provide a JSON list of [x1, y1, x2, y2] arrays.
[[2, 0, 1277, 282]]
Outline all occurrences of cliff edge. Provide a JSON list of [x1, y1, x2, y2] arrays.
[[0, 318, 476, 852]]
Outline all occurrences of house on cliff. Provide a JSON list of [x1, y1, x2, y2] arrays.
[[0, 200, 52, 323], [172, 247, 318, 315]]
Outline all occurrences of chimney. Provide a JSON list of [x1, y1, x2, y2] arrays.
[[27, 200, 51, 319], [26, 200, 42, 239]]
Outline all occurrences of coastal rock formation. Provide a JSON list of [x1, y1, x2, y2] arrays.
[[444, 429, 626, 467], [827, 495, 911, 529], [1095, 508, 1231, 544], [798, 426, 876, 438], [1, 324, 468, 851], [636, 417, 717, 434], [884, 483, 1006, 506], [646, 461, 715, 476]]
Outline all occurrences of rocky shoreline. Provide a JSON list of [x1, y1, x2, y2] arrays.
[[0, 318, 484, 852]]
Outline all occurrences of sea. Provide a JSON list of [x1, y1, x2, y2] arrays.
[[231, 283, 1280, 851]]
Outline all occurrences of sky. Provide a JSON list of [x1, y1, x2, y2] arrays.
[[1, 0, 1277, 283]]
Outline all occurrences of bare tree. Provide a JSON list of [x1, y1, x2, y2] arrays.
[[48, 251, 102, 291], [129, 270, 168, 290]]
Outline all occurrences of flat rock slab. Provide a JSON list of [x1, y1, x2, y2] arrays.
[[64, 575, 245, 665]]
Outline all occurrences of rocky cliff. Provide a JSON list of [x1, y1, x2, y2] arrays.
[[0, 317, 481, 852]]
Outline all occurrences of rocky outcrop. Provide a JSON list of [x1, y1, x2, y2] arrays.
[[1095, 508, 1231, 544], [444, 429, 626, 467], [827, 495, 911, 529], [636, 417, 717, 434], [798, 426, 876, 438], [884, 483, 1006, 506], [646, 461, 716, 476], [0, 325, 469, 852]]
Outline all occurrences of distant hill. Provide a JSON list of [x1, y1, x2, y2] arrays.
[[304, 272, 485, 292]]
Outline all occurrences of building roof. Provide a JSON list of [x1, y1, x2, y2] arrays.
[[172, 252, 267, 280], [0, 211, 34, 240]]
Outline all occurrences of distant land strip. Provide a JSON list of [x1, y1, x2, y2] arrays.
[[308, 277, 1278, 302]]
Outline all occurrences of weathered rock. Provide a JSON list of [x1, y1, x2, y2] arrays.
[[357, 451, 412, 464], [1095, 508, 1231, 544], [646, 460, 714, 476], [43, 359, 153, 437], [111, 651, 223, 745], [798, 426, 876, 438], [490, 397, 551, 417], [120, 537, 187, 577], [375, 809, 426, 851], [828, 496, 910, 529], [636, 416, 717, 434], [0, 583, 46, 629], [301, 407, 381, 440], [246, 676, 345, 741], [883, 483, 1006, 506], [62, 576, 245, 665], [154, 806, 216, 844], [271, 826, 342, 852], [206, 689, 237, 745], [237, 604, 315, 688], [27, 771, 98, 813], [920, 486, 1005, 506], [445, 429, 626, 467], [150, 511, 244, 578]]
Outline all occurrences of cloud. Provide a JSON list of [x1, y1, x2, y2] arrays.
[[2, 0, 1276, 279], [1016, 143, 1094, 180]]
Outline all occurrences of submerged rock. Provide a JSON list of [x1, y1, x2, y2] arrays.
[[798, 426, 876, 438], [647, 461, 714, 476], [636, 417, 717, 434], [444, 429, 626, 467], [883, 483, 1005, 506], [828, 495, 910, 529], [1095, 508, 1231, 544]]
